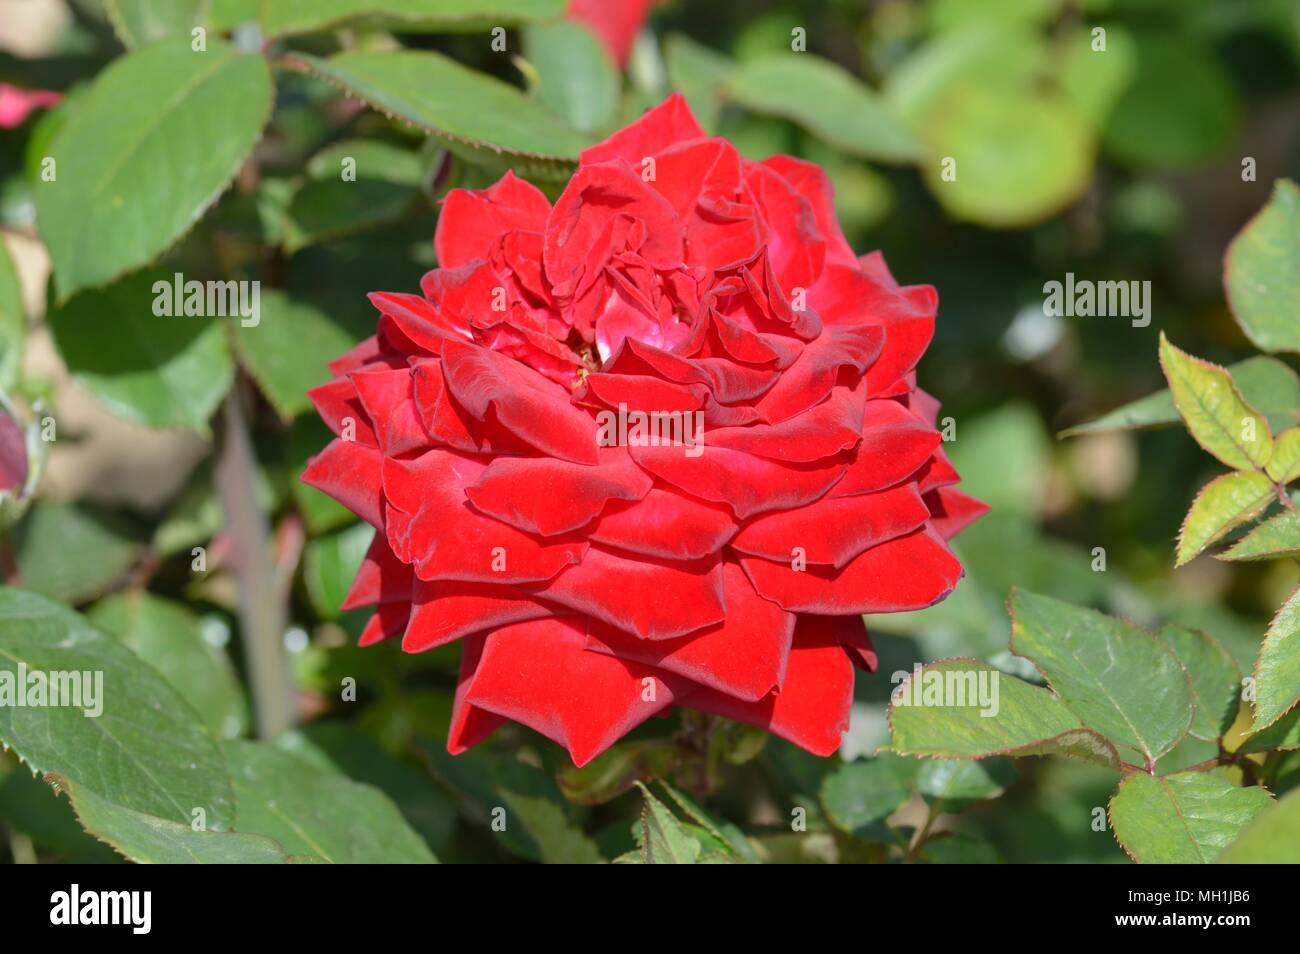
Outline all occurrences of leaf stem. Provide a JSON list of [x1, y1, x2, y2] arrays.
[[214, 380, 293, 739]]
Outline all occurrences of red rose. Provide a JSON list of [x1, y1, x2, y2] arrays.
[[303, 94, 986, 766], [566, 0, 656, 67]]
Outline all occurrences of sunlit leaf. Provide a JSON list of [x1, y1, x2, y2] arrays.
[[1176, 471, 1275, 567], [1159, 333, 1272, 470], [35, 39, 272, 300], [1251, 585, 1300, 731], [1010, 589, 1192, 762], [1109, 770, 1271, 863]]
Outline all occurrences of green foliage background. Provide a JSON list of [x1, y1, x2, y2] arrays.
[[0, 0, 1298, 864]]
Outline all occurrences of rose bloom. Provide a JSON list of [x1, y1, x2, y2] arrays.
[[304, 95, 985, 766], [566, 0, 656, 66]]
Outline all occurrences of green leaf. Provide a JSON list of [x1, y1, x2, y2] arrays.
[[523, 21, 619, 135], [1252, 585, 1300, 731], [0, 586, 236, 828], [1101, 35, 1238, 168], [57, 775, 293, 864], [284, 723, 456, 856], [498, 784, 604, 864], [1176, 471, 1275, 566], [261, 0, 565, 38], [1057, 26, 1138, 126], [1237, 707, 1300, 754], [916, 831, 1002, 864], [88, 592, 245, 739], [944, 403, 1050, 516], [888, 658, 1121, 768], [14, 502, 141, 604], [414, 741, 554, 860], [276, 142, 425, 253], [1225, 179, 1300, 354], [820, 756, 913, 838], [230, 290, 356, 419], [1220, 509, 1300, 562], [208, 0, 258, 30], [0, 236, 24, 392], [1158, 625, 1240, 742], [664, 33, 733, 134], [1010, 590, 1193, 762], [278, 179, 420, 254], [288, 50, 589, 174], [1266, 428, 1300, 482], [303, 522, 374, 621], [1061, 356, 1300, 438], [921, 87, 1092, 228], [917, 757, 1016, 812], [884, 25, 1047, 131], [104, 0, 209, 48], [1159, 333, 1273, 470], [224, 739, 437, 863], [657, 781, 758, 862], [723, 54, 921, 164], [925, 0, 1056, 32], [34, 39, 273, 300], [1217, 788, 1300, 863], [1109, 770, 1272, 863], [305, 139, 425, 187], [635, 781, 700, 864], [49, 271, 235, 431], [0, 769, 120, 862]]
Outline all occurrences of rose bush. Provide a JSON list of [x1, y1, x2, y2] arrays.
[[302, 94, 985, 767]]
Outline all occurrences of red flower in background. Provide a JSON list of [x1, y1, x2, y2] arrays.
[[0, 84, 61, 129], [303, 94, 986, 766], [566, 0, 656, 66]]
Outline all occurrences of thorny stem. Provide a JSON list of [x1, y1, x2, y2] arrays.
[[214, 380, 293, 739], [904, 804, 939, 863]]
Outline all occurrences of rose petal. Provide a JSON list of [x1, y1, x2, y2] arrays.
[[403, 579, 559, 652], [584, 561, 793, 700], [383, 449, 587, 584], [588, 486, 735, 560], [448, 634, 507, 754], [435, 170, 552, 268], [465, 447, 653, 536], [539, 545, 725, 640], [579, 92, 707, 165], [740, 527, 963, 614], [440, 339, 600, 464], [301, 440, 385, 528], [630, 442, 846, 519], [731, 482, 930, 569], [681, 617, 854, 756], [464, 617, 685, 766], [924, 487, 989, 540]]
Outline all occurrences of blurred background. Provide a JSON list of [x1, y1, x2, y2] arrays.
[[2, 0, 1299, 863]]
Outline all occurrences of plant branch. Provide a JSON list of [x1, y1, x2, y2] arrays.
[[214, 380, 293, 739]]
